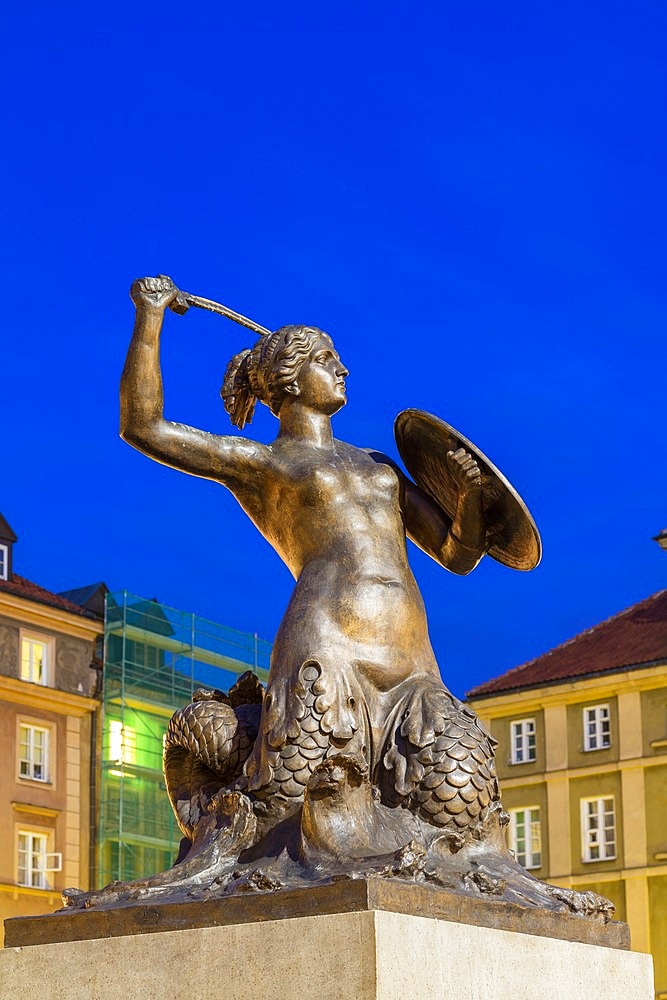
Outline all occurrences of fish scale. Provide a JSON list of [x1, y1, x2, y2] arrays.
[[384, 696, 500, 831]]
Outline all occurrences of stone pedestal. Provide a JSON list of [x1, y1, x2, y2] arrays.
[[2, 881, 654, 999], [1, 909, 654, 1000]]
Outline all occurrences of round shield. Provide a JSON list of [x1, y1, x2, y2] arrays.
[[394, 409, 542, 571]]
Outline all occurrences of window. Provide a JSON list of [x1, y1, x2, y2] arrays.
[[17, 830, 61, 889], [583, 704, 611, 751], [125, 639, 159, 671], [108, 720, 136, 768], [0, 543, 7, 580], [18, 724, 50, 782], [20, 632, 53, 686], [581, 796, 616, 862], [510, 719, 536, 763], [508, 807, 542, 869]]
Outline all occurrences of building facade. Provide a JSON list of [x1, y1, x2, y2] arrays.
[[466, 590, 667, 997], [0, 512, 274, 935], [0, 514, 101, 941]]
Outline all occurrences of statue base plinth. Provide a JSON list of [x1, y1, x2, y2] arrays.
[[2, 880, 654, 999]]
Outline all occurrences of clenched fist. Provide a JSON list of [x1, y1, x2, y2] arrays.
[[130, 275, 179, 313]]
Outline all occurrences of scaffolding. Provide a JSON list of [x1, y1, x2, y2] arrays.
[[97, 591, 271, 888]]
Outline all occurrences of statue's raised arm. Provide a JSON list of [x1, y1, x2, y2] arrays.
[[120, 275, 272, 496]]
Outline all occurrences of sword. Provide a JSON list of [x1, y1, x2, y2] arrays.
[[169, 289, 271, 337]]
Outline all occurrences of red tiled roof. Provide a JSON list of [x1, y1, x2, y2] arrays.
[[467, 590, 667, 698], [0, 574, 99, 620]]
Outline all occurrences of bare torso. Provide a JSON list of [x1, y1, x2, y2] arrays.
[[230, 437, 439, 689]]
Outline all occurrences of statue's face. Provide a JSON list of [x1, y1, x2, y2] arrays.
[[293, 333, 349, 414]]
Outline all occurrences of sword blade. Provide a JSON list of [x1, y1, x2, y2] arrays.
[[171, 291, 271, 337]]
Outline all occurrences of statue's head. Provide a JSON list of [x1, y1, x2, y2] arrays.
[[221, 325, 348, 428]]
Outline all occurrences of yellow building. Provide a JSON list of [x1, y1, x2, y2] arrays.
[[0, 514, 101, 941], [467, 589, 667, 997]]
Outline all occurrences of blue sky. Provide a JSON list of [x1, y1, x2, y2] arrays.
[[2, 2, 665, 696]]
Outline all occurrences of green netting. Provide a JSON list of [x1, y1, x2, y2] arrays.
[[97, 591, 271, 888]]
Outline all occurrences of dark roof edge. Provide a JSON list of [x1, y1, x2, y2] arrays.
[[0, 577, 100, 622], [465, 655, 667, 701], [464, 589, 667, 700]]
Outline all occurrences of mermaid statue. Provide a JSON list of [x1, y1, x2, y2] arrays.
[[64, 275, 613, 919]]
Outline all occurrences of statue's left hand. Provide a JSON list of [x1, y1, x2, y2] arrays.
[[446, 447, 483, 493]]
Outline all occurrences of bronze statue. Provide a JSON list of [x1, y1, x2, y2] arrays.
[[63, 275, 611, 920]]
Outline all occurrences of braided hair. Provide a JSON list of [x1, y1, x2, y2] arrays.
[[221, 325, 325, 429]]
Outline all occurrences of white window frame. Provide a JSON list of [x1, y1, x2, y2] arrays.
[[508, 806, 542, 869], [0, 542, 8, 580], [583, 704, 611, 751], [19, 630, 54, 686], [581, 796, 616, 862], [17, 829, 61, 889], [18, 723, 50, 782], [510, 718, 537, 764]]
